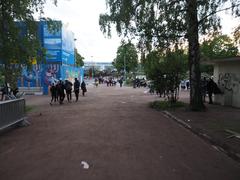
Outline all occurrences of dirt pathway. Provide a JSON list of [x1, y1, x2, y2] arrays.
[[0, 85, 239, 180]]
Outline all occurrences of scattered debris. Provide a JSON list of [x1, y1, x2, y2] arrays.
[[81, 161, 90, 169]]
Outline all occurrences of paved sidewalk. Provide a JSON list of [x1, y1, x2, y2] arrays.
[[167, 90, 240, 162]]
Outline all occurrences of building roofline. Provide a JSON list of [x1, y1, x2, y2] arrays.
[[201, 56, 240, 65]]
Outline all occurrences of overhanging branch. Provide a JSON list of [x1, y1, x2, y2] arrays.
[[198, 3, 240, 25]]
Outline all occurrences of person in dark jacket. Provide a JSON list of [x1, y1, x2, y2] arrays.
[[74, 78, 80, 101], [207, 78, 214, 104], [81, 81, 87, 96], [207, 78, 222, 104], [65, 80, 73, 102], [201, 77, 208, 103], [50, 83, 57, 105], [119, 78, 123, 87], [57, 80, 65, 104]]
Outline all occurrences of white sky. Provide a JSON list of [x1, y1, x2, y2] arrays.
[[41, 0, 239, 62]]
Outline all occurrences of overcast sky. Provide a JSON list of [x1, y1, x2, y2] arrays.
[[42, 0, 239, 63]]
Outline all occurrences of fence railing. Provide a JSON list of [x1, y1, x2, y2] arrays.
[[0, 98, 26, 130]]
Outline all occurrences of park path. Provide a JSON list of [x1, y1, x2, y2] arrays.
[[0, 85, 240, 180]]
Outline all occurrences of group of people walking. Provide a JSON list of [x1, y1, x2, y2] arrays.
[[50, 78, 87, 105]]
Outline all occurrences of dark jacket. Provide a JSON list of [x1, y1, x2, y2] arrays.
[[81, 81, 87, 92]]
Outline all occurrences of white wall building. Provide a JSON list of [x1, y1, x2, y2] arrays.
[[212, 57, 240, 108]]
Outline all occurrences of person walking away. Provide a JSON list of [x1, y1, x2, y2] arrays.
[[119, 78, 123, 87], [94, 78, 99, 87], [50, 83, 57, 105], [201, 77, 208, 103], [74, 78, 80, 102], [81, 81, 87, 96], [57, 80, 65, 104], [207, 78, 214, 104], [186, 80, 190, 90], [65, 80, 73, 102]]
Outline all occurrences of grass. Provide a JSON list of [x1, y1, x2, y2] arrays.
[[25, 105, 35, 113], [206, 120, 240, 134], [150, 100, 186, 110]]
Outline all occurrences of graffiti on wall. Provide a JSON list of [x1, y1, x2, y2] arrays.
[[218, 73, 240, 94], [20, 65, 42, 87], [44, 64, 60, 85]]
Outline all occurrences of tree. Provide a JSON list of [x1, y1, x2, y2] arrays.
[[113, 41, 138, 74], [233, 25, 240, 49], [143, 49, 188, 102], [75, 48, 84, 67], [0, 0, 58, 88], [99, 0, 240, 111], [200, 33, 239, 74], [201, 34, 238, 60]]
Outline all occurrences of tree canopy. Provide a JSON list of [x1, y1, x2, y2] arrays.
[[75, 48, 84, 67], [113, 41, 138, 73], [99, 0, 240, 110], [143, 49, 188, 102], [233, 25, 240, 47], [201, 34, 239, 60], [0, 0, 58, 86]]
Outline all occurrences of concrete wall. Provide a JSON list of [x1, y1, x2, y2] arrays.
[[214, 61, 240, 108]]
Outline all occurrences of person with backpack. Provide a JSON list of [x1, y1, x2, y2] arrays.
[[65, 80, 73, 102], [57, 79, 65, 104], [74, 78, 80, 102], [81, 81, 87, 96]]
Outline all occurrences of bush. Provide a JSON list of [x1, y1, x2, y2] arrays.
[[150, 100, 186, 110], [125, 79, 133, 86]]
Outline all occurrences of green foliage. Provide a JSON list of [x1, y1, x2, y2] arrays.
[[233, 25, 240, 47], [0, 0, 58, 86], [113, 41, 138, 73], [201, 34, 239, 59], [99, 0, 240, 111], [150, 101, 186, 110], [75, 48, 84, 67], [125, 78, 133, 86], [200, 33, 239, 75], [143, 49, 188, 102], [99, 1, 240, 50]]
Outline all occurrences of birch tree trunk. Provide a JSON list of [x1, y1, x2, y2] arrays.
[[186, 0, 205, 111]]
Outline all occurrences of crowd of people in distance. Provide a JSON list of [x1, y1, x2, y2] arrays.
[[49, 78, 87, 105], [93, 77, 124, 87], [133, 78, 147, 88]]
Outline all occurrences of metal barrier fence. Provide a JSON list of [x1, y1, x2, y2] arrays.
[[0, 98, 26, 130]]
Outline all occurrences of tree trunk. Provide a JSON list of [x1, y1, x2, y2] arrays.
[[186, 0, 205, 111]]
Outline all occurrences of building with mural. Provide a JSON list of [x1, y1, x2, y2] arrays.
[[18, 21, 84, 95], [212, 57, 240, 108]]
